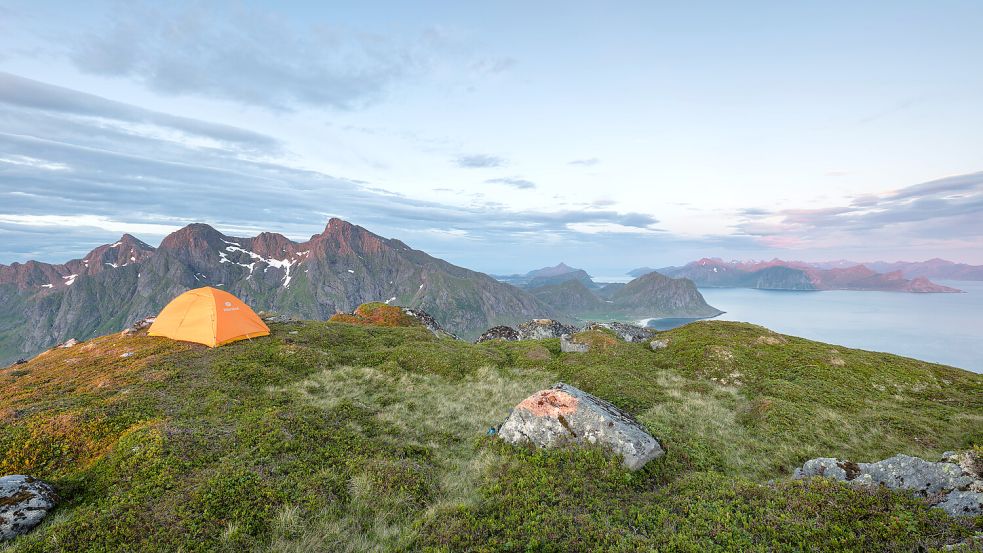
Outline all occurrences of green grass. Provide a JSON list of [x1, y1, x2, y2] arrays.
[[0, 320, 980, 551]]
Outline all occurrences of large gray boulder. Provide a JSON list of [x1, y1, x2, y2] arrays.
[[793, 451, 983, 517], [498, 382, 664, 470], [0, 475, 58, 540], [584, 322, 656, 343], [516, 319, 578, 340]]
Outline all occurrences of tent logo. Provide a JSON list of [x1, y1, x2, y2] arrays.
[[224, 301, 232, 307]]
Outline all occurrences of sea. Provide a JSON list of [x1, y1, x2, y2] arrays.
[[630, 280, 983, 374]]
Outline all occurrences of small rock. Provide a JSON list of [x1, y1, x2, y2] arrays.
[[131, 317, 156, 330], [14, 359, 27, 365], [58, 338, 79, 349], [498, 382, 665, 470], [650, 339, 668, 351], [121, 328, 136, 336], [0, 475, 58, 540], [262, 312, 297, 323], [516, 319, 578, 340], [474, 326, 520, 343], [560, 334, 590, 353], [120, 352, 133, 358]]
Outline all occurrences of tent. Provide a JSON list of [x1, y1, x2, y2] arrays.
[[148, 287, 270, 347]]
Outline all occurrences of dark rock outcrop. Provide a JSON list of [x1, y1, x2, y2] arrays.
[[474, 326, 520, 343], [0, 475, 58, 540], [498, 383, 664, 470]]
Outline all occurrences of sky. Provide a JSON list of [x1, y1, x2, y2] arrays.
[[0, 1, 981, 275]]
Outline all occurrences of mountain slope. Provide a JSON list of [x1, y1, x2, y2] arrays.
[[528, 279, 607, 313], [0, 219, 559, 363], [609, 271, 724, 317], [865, 258, 983, 281], [1, 320, 979, 550]]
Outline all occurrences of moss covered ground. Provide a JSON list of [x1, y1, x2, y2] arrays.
[[1, 319, 981, 551]]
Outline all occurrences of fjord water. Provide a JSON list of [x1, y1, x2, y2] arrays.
[[656, 281, 983, 373]]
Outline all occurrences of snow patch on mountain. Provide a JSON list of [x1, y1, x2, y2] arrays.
[[220, 245, 296, 287]]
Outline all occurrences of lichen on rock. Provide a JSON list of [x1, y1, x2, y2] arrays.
[[793, 451, 983, 517], [0, 475, 58, 540]]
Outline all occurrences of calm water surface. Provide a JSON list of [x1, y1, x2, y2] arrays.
[[650, 280, 983, 373]]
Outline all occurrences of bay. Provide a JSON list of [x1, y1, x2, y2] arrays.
[[647, 280, 983, 373]]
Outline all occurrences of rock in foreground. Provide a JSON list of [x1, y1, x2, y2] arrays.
[[498, 383, 664, 470], [794, 451, 983, 517], [516, 319, 578, 340], [0, 475, 58, 540]]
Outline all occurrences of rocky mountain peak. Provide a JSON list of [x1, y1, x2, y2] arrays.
[[77, 233, 156, 273], [248, 232, 296, 258], [159, 223, 226, 251], [316, 218, 388, 256]]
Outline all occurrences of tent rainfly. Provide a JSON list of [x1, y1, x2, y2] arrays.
[[148, 287, 270, 347]]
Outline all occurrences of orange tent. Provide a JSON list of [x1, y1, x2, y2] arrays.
[[148, 287, 270, 347]]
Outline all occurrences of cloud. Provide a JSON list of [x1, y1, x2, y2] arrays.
[[0, 74, 678, 270], [0, 72, 281, 153], [0, 214, 182, 236], [470, 57, 517, 75], [67, 4, 436, 111], [735, 172, 983, 255], [455, 154, 505, 168], [485, 177, 535, 190], [568, 157, 599, 166]]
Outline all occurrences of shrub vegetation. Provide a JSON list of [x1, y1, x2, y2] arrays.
[[1, 318, 980, 551]]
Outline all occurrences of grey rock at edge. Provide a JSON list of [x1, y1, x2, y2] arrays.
[[793, 452, 983, 517], [0, 475, 58, 540]]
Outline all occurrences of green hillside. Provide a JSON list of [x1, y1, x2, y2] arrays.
[[1, 319, 981, 551]]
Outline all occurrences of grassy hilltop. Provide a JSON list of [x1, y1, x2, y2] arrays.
[[1, 316, 981, 551]]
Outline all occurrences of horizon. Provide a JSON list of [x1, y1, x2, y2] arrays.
[[1, 1, 982, 272], [1, 217, 979, 277]]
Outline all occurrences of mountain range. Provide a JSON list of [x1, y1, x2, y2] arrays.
[[0, 219, 565, 364], [496, 263, 722, 319], [493, 262, 598, 289], [0, 221, 718, 365], [631, 258, 965, 293]]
